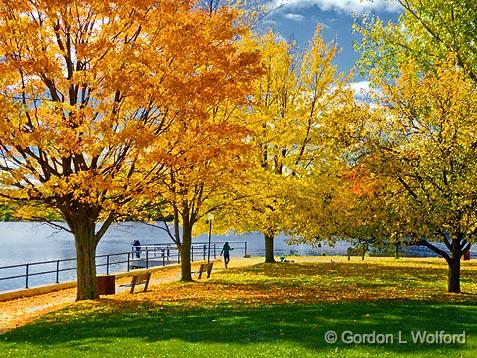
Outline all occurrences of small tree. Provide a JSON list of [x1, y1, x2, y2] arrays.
[[357, 58, 477, 293]]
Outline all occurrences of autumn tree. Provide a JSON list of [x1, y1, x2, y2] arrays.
[[135, 3, 262, 281], [215, 27, 351, 262], [148, 105, 261, 282], [287, 56, 477, 294], [353, 0, 477, 292], [0, 0, 260, 299], [347, 58, 477, 293], [355, 0, 477, 80]]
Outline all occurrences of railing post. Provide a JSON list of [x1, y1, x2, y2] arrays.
[[25, 264, 29, 289], [127, 252, 130, 272], [214, 243, 216, 259], [106, 255, 110, 275], [163, 249, 165, 266], [56, 260, 60, 283], [245, 241, 248, 257], [203, 244, 206, 260], [191, 246, 194, 262], [146, 250, 149, 269]]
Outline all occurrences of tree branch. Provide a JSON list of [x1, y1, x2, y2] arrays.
[[95, 212, 116, 242], [415, 238, 450, 261]]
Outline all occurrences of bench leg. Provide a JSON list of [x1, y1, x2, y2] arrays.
[[207, 263, 213, 278], [130, 277, 137, 294]]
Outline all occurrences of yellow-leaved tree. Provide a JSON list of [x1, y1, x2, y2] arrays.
[[215, 27, 352, 262], [356, 58, 477, 293], [301, 57, 477, 293]]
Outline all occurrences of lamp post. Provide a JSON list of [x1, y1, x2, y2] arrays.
[[206, 213, 214, 264]]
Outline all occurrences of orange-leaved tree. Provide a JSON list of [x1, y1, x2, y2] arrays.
[[151, 107, 258, 281], [0, 0, 259, 299], [142, 19, 263, 281]]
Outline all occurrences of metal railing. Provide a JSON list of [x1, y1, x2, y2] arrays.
[[130, 241, 247, 268], [0, 253, 130, 292], [0, 241, 247, 292], [131, 241, 248, 265]]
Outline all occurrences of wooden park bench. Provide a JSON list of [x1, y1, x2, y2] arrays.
[[120, 272, 151, 293], [197, 262, 214, 279]]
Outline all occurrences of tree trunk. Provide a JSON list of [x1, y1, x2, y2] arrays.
[[180, 222, 193, 282], [74, 222, 99, 301], [447, 257, 461, 293], [264, 233, 276, 263], [417, 233, 465, 294]]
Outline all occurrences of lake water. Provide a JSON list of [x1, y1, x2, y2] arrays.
[[0, 222, 474, 292], [0, 221, 327, 292]]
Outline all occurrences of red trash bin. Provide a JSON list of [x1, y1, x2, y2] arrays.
[[97, 275, 116, 295]]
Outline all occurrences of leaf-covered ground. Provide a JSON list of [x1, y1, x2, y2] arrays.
[[0, 259, 236, 333], [1, 256, 477, 357]]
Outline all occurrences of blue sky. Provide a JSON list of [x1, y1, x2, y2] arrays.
[[261, 0, 402, 82]]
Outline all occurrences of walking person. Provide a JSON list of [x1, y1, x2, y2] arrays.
[[220, 242, 234, 268], [132, 239, 141, 258]]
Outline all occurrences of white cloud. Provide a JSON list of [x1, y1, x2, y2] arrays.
[[346, 80, 372, 102], [269, 0, 401, 14], [346, 80, 381, 107], [347, 80, 371, 95], [276, 32, 288, 42], [284, 13, 305, 21]]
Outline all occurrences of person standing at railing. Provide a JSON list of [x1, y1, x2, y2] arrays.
[[132, 240, 141, 258], [220, 242, 234, 268]]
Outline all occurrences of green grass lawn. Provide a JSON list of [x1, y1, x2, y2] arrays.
[[2, 257, 477, 357]]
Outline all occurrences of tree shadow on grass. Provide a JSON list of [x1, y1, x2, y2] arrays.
[[214, 262, 477, 296], [2, 299, 477, 356], [227, 261, 477, 280]]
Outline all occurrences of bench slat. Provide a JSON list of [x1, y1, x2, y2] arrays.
[[197, 262, 213, 279], [128, 272, 151, 294]]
